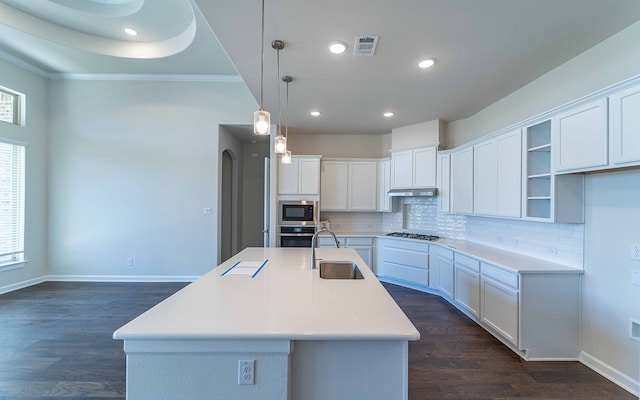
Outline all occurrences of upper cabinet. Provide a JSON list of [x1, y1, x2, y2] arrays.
[[377, 159, 392, 212], [320, 159, 378, 212], [390, 145, 437, 189], [610, 82, 640, 166], [523, 120, 583, 223], [278, 155, 321, 196], [553, 98, 608, 173], [474, 129, 522, 218], [437, 153, 451, 213], [451, 146, 474, 214]]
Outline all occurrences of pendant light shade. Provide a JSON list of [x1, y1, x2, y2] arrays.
[[274, 135, 287, 154], [253, 0, 270, 136], [281, 150, 292, 164], [254, 110, 270, 135]]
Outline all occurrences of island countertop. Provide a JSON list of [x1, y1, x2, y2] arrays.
[[113, 247, 420, 341]]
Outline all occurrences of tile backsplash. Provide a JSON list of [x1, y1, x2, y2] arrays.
[[321, 196, 584, 268]]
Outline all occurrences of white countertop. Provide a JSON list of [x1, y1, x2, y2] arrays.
[[331, 232, 582, 274], [113, 247, 420, 341]]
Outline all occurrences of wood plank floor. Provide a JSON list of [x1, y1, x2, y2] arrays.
[[0, 281, 636, 399]]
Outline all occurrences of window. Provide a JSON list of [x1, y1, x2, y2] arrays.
[[0, 140, 25, 266], [0, 87, 21, 126]]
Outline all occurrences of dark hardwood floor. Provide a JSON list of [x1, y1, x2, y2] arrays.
[[0, 281, 635, 399]]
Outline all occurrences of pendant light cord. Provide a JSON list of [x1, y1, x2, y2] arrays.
[[285, 79, 289, 139], [259, 0, 265, 109], [277, 47, 282, 136]]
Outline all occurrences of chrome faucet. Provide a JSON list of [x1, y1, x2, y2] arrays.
[[310, 227, 340, 269]]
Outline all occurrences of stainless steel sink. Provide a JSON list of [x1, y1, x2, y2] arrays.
[[319, 261, 364, 280]]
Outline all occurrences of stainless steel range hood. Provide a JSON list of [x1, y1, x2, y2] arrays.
[[387, 188, 438, 197]]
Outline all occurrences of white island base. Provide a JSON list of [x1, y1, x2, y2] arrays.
[[114, 248, 419, 400]]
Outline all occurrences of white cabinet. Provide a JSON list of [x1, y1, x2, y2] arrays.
[[432, 246, 454, 299], [454, 253, 481, 319], [320, 161, 348, 210], [349, 161, 378, 211], [318, 236, 373, 268], [474, 129, 522, 218], [451, 146, 474, 214], [279, 156, 321, 196], [390, 145, 437, 189], [377, 159, 392, 212], [480, 263, 519, 346], [377, 238, 430, 289], [437, 153, 451, 213], [553, 98, 608, 173], [610, 82, 640, 166], [320, 159, 377, 211], [523, 120, 583, 223]]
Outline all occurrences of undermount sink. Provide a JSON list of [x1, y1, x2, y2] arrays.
[[319, 261, 364, 280]]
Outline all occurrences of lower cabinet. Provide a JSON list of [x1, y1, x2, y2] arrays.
[[454, 253, 480, 319], [480, 262, 519, 346], [432, 246, 454, 298], [318, 236, 373, 268], [376, 238, 429, 289]]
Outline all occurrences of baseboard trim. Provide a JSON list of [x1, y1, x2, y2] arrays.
[[580, 351, 639, 397], [0, 276, 47, 295], [45, 275, 199, 283]]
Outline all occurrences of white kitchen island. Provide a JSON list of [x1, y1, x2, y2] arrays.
[[113, 247, 420, 400]]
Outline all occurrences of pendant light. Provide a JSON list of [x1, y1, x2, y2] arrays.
[[281, 75, 293, 164], [272, 39, 287, 154], [253, 0, 270, 135]]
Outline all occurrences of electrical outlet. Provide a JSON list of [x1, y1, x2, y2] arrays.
[[127, 258, 134, 266], [547, 247, 557, 255], [631, 244, 640, 261], [238, 360, 255, 385], [203, 207, 213, 215], [631, 269, 640, 287]]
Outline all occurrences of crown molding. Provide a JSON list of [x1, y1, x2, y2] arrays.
[[0, 49, 49, 77], [47, 73, 243, 82]]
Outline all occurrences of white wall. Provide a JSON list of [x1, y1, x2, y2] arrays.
[[446, 20, 640, 148], [0, 59, 48, 292], [581, 170, 640, 391], [241, 141, 270, 249], [288, 131, 389, 158], [391, 119, 443, 150], [47, 79, 256, 279]]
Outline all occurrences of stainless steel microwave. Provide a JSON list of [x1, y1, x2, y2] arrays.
[[279, 200, 318, 226]]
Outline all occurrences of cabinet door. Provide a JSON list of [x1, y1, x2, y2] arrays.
[[554, 98, 608, 172], [481, 276, 519, 346], [390, 150, 413, 189], [413, 146, 437, 187], [351, 246, 372, 267], [377, 159, 392, 212], [320, 161, 348, 210], [437, 153, 451, 213], [610, 84, 640, 165], [451, 147, 474, 214], [349, 161, 378, 211], [496, 129, 522, 218], [278, 158, 299, 194], [455, 266, 481, 318], [437, 254, 454, 299], [298, 158, 320, 195], [473, 139, 498, 216]]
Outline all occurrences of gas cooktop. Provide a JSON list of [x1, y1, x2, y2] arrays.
[[386, 232, 440, 241]]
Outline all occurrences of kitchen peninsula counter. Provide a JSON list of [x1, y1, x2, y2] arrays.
[[113, 247, 418, 400]]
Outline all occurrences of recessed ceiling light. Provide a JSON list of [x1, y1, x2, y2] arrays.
[[328, 41, 347, 54], [383, 112, 394, 118], [418, 57, 436, 69], [124, 27, 138, 36], [310, 111, 321, 117]]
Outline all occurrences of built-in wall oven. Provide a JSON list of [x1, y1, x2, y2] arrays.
[[278, 200, 318, 247]]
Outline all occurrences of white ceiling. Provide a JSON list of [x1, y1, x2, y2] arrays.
[[2, 0, 640, 138]]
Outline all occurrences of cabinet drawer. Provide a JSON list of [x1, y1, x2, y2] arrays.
[[380, 261, 428, 286], [481, 262, 519, 289], [454, 253, 480, 272], [346, 237, 373, 246], [437, 247, 454, 261], [383, 238, 430, 253], [318, 236, 344, 247]]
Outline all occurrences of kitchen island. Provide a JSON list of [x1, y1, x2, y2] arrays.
[[113, 247, 419, 400]]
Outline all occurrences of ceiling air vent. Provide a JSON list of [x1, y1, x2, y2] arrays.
[[353, 35, 379, 56]]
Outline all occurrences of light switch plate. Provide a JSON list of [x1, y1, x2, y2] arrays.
[[629, 318, 640, 343], [631, 269, 640, 286], [631, 244, 640, 261]]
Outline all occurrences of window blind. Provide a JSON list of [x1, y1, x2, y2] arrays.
[[0, 141, 25, 265]]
